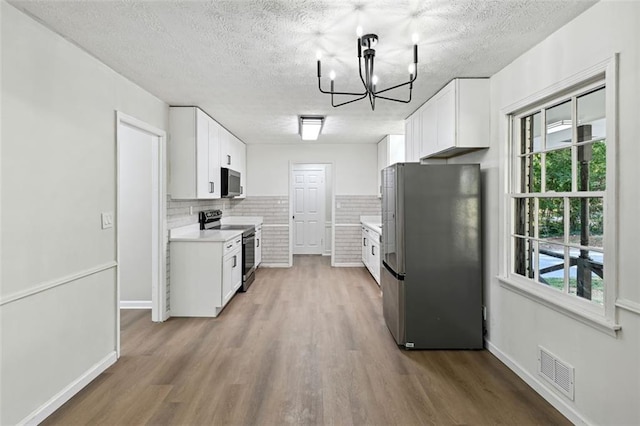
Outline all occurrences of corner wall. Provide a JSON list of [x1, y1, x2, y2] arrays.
[[0, 4, 168, 424], [449, 1, 640, 424]]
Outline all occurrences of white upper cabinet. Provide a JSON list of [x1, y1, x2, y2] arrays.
[[169, 106, 247, 200], [220, 129, 247, 198], [406, 78, 489, 160], [169, 106, 221, 199]]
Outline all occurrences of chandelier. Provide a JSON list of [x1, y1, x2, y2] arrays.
[[317, 27, 418, 111]]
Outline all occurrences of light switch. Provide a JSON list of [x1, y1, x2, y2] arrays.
[[101, 212, 114, 229]]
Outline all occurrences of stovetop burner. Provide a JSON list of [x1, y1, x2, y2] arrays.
[[198, 209, 255, 237]]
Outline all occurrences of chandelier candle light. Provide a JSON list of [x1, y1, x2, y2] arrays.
[[317, 27, 418, 111]]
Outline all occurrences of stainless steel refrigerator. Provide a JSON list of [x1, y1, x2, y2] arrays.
[[381, 163, 483, 349]]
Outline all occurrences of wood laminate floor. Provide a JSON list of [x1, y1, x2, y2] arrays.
[[43, 255, 570, 425]]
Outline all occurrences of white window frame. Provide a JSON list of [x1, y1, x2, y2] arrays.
[[498, 55, 620, 336]]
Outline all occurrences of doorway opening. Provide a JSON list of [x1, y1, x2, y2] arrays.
[[116, 112, 167, 356], [289, 163, 333, 265]]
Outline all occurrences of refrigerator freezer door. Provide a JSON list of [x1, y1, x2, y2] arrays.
[[381, 261, 405, 345], [382, 164, 405, 275]]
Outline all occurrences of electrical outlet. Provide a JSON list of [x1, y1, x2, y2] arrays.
[[190, 206, 194, 215], [482, 305, 487, 321], [101, 212, 114, 229]]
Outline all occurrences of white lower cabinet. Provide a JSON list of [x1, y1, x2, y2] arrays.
[[361, 225, 381, 285], [255, 225, 262, 267], [170, 234, 242, 317], [222, 240, 242, 306]]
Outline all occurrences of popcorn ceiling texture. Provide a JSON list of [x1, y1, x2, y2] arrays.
[[10, 0, 596, 145]]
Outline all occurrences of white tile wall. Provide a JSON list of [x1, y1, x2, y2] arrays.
[[334, 195, 381, 265]]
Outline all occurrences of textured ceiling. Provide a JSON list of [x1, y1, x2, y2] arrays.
[[10, 0, 597, 145]]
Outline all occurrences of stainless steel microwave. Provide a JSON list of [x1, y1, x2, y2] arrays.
[[221, 167, 242, 197]]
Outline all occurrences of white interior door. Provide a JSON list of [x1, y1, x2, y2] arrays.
[[292, 166, 325, 255]]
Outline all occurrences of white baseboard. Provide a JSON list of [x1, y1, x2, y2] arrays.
[[119, 300, 152, 309], [485, 340, 591, 425], [20, 351, 117, 426], [260, 263, 290, 268], [333, 262, 364, 267]]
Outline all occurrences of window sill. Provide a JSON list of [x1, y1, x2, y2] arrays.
[[498, 275, 621, 337]]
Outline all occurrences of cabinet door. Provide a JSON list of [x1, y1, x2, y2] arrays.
[[361, 228, 368, 266], [222, 253, 235, 305], [220, 127, 232, 168], [236, 138, 246, 198], [207, 116, 221, 198], [377, 138, 386, 197], [255, 229, 262, 267], [231, 249, 242, 292], [404, 118, 414, 162], [371, 240, 380, 285], [419, 100, 437, 158], [195, 109, 214, 199], [436, 82, 456, 153]]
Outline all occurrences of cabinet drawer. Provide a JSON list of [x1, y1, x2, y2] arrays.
[[223, 235, 242, 256]]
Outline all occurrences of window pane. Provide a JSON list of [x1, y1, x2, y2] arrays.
[[546, 100, 572, 150], [577, 87, 606, 142], [514, 236, 535, 279], [539, 198, 564, 240], [577, 141, 606, 191], [538, 242, 565, 291], [568, 248, 604, 305], [520, 112, 542, 154], [545, 149, 572, 192], [569, 197, 604, 248], [514, 198, 533, 238], [521, 154, 541, 193]]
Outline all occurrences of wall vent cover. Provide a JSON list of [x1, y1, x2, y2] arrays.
[[538, 346, 575, 400]]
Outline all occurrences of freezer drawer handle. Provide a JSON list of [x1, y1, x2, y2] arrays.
[[382, 260, 405, 281]]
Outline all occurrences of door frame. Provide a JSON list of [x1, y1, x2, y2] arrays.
[[115, 111, 167, 356], [288, 162, 334, 265]]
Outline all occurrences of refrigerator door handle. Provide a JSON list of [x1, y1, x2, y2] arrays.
[[382, 260, 404, 281]]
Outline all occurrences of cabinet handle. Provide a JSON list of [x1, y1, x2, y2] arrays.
[[233, 255, 237, 268], [257, 238, 260, 247], [236, 239, 241, 244], [227, 155, 231, 165], [226, 244, 233, 249], [363, 237, 367, 247], [372, 245, 375, 256], [209, 182, 214, 193]]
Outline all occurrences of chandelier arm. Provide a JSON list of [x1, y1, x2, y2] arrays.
[[374, 70, 418, 95], [331, 93, 369, 108], [374, 94, 412, 103], [318, 78, 365, 96]]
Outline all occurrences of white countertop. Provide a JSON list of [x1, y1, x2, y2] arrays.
[[169, 224, 243, 242], [360, 215, 382, 235]]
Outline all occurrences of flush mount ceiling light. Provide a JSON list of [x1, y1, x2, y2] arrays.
[[298, 116, 325, 140], [547, 120, 572, 133], [317, 27, 418, 111]]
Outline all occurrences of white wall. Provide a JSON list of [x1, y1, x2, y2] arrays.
[[450, 1, 640, 424], [0, 3, 168, 424], [247, 143, 377, 196]]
